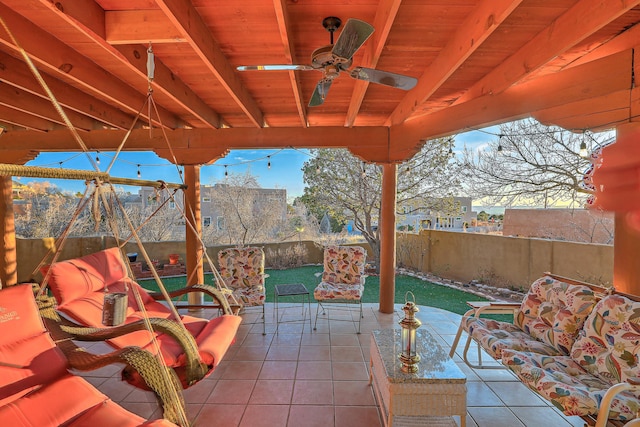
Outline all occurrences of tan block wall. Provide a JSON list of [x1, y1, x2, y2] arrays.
[[16, 233, 611, 289], [397, 230, 613, 288], [16, 238, 371, 282]]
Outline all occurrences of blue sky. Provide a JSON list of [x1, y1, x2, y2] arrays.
[[21, 128, 498, 200]]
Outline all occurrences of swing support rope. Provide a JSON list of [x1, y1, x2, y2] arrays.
[[0, 14, 192, 426]]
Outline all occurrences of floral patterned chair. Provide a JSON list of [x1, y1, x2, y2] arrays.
[[313, 245, 367, 334], [218, 247, 267, 335], [502, 293, 640, 426], [451, 275, 599, 368]]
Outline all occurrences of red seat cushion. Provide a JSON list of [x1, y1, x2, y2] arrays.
[[46, 249, 241, 389], [0, 285, 68, 406]]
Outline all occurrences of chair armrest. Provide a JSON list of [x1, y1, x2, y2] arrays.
[[148, 283, 236, 315], [595, 380, 640, 427], [37, 295, 208, 387], [36, 296, 187, 425], [465, 301, 520, 317]]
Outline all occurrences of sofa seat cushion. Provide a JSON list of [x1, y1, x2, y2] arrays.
[[502, 350, 640, 420], [570, 294, 640, 385], [515, 276, 597, 354], [314, 281, 364, 301], [469, 318, 562, 359]]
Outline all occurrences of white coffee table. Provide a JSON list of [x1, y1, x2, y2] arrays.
[[369, 329, 467, 427]]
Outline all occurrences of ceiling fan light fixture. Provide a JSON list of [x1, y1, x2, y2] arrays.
[[236, 17, 417, 107]]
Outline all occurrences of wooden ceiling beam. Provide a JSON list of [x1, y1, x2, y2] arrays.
[[533, 90, 631, 131], [0, 126, 392, 162], [155, 0, 265, 128], [345, 0, 402, 128], [273, 0, 307, 127], [387, 0, 522, 126], [0, 150, 39, 164], [0, 3, 183, 129], [105, 10, 187, 44], [0, 51, 135, 130], [35, 0, 221, 129], [455, 0, 640, 105], [0, 84, 101, 131], [394, 50, 633, 158], [0, 105, 59, 132], [568, 22, 640, 68]]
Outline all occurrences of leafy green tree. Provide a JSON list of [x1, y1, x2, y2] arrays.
[[477, 210, 489, 222], [301, 140, 462, 264]]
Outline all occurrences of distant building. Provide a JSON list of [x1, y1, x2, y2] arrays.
[[397, 196, 475, 231], [138, 184, 287, 230], [502, 208, 614, 244]]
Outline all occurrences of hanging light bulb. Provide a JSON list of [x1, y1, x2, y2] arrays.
[[447, 138, 454, 158], [579, 130, 590, 157], [497, 134, 504, 152], [579, 141, 588, 157], [95, 151, 100, 165], [267, 155, 271, 169], [316, 164, 321, 175], [405, 164, 410, 173], [224, 165, 228, 177], [361, 162, 367, 179], [137, 164, 141, 178]]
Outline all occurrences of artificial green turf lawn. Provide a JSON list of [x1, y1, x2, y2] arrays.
[[138, 265, 513, 319]]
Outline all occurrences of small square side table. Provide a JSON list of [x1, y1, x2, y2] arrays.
[[274, 283, 312, 333]]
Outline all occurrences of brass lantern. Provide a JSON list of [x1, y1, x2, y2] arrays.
[[398, 291, 421, 373]]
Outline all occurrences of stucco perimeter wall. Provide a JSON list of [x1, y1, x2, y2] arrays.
[[16, 233, 610, 288], [15, 238, 371, 282], [397, 230, 613, 288]]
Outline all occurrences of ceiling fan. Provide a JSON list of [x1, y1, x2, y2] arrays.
[[237, 17, 418, 107]]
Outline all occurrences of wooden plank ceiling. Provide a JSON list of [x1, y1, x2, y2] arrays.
[[0, 0, 638, 164]]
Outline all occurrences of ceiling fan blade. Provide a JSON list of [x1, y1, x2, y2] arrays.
[[331, 19, 374, 60], [237, 65, 314, 71], [350, 67, 417, 90], [308, 79, 333, 107]]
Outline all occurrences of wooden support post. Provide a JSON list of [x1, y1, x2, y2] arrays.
[[613, 123, 640, 296], [0, 176, 17, 288], [379, 163, 397, 313], [184, 165, 204, 307]]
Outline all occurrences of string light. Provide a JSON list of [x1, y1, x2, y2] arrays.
[[267, 155, 271, 169], [137, 164, 141, 178], [316, 164, 321, 175], [361, 162, 367, 179], [497, 134, 504, 152], [447, 138, 454, 158], [95, 151, 100, 165], [579, 131, 589, 157], [405, 164, 410, 173], [224, 165, 228, 177]]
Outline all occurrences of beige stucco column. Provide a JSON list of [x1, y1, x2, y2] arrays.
[[379, 163, 397, 313], [613, 123, 640, 296], [0, 176, 17, 288], [183, 165, 204, 306]]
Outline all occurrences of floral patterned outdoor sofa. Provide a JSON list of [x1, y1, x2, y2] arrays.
[[503, 292, 640, 424], [461, 275, 599, 363]]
